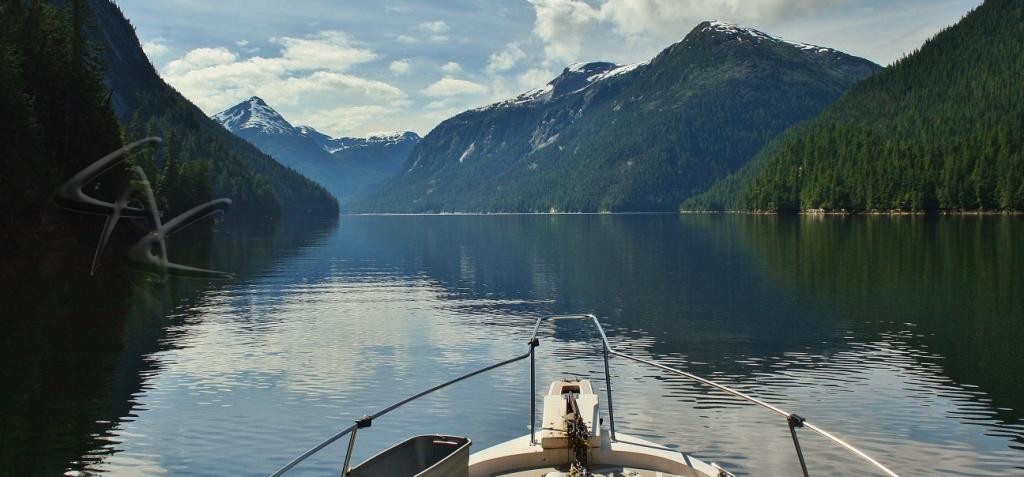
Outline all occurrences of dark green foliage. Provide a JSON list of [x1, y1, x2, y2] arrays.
[[679, 147, 773, 212], [356, 23, 878, 213], [0, 0, 336, 284], [688, 215, 1024, 419], [732, 0, 1024, 212], [1, 8, 138, 468], [0, 0, 125, 277]]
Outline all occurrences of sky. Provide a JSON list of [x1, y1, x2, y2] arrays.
[[119, 0, 983, 138]]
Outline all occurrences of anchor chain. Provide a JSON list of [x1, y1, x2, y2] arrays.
[[566, 393, 592, 477]]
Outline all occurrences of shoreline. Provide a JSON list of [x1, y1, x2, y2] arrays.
[[679, 209, 1024, 216], [341, 210, 1024, 217]]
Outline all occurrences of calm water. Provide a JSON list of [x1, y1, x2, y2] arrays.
[[5, 215, 1023, 476]]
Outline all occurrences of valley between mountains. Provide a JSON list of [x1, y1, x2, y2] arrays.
[[210, 2, 1022, 214]]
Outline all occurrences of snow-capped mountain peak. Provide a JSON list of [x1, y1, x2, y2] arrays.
[[697, 20, 835, 54], [295, 125, 334, 145], [322, 131, 421, 153], [295, 125, 325, 138], [212, 98, 420, 155], [549, 61, 617, 97], [470, 18, 850, 116], [366, 131, 420, 144], [473, 60, 648, 112], [212, 96, 295, 135], [210, 97, 422, 204]]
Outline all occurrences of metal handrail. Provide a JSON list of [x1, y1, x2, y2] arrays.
[[269, 346, 535, 476], [550, 313, 899, 477], [270, 313, 899, 477]]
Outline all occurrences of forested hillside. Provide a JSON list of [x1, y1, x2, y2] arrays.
[[355, 22, 879, 213], [699, 0, 1023, 212], [85, 0, 338, 217], [0, 0, 337, 287], [0, 0, 130, 282], [213, 97, 420, 206]]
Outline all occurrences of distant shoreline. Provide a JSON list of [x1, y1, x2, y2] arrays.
[[345, 211, 674, 216], [343, 210, 1023, 216], [679, 209, 1024, 216]]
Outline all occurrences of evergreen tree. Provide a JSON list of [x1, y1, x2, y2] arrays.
[[705, 0, 1024, 213]]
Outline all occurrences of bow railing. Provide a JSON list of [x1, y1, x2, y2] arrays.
[[270, 314, 899, 477]]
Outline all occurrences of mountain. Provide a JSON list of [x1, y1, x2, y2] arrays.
[[83, 0, 338, 217], [326, 131, 421, 190], [688, 0, 1023, 212], [353, 21, 880, 213], [213, 97, 420, 205]]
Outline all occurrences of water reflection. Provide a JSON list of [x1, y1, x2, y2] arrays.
[[15, 214, 1022, 475], [695, 215, 1024, 441], [0, 217, 335, 476]]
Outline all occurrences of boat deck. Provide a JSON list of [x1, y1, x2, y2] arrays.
[[490, 466, 688, 476], [468, 433, 719, 477]]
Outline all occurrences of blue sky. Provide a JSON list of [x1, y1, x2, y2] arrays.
[[121, 0, 982, 138]]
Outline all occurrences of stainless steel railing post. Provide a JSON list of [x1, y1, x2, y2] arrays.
[[339, 427, 358, 477], [586, 314, 618, 441], [275, 313, 899, 477], [272, 350, 531, 477], [788, 414, 809, 477], [606, 349, 898, 477], [529, 338, 539, 445], [602, 344, 617, 441], [340, 416, 372, 477]]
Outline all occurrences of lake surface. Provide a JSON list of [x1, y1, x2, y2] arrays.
[[5, 214, 1023, 476]]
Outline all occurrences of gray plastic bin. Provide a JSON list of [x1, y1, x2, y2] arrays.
[[347, 435, 470, 477]]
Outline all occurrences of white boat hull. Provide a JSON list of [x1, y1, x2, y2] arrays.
[[469, 432, 722, 477]]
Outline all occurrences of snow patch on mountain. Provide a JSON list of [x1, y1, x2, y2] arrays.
[[213, 98, 419, 154], [212, 96, 294, 135], [703, 20, 834, 54], [566, 62, 590, 73], [295, 125, 327, 138], [473, 60, 644, 113], [473, 84, 555, 112], [458, 142, 475, 163], [587, 61, 649, 83], [366, 131, 419, 144]]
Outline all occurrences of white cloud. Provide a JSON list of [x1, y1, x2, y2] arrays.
[[483, 77, 516, 103], [389, 59, 412, 75], [384, 4, 411, 13], [160, 31, 407, 136], [116, 0, 981, 138], [272, 71, 406, 105], [422, 77, 488, 97], [425, 99, 451, 110], [517, 67, 557, 90], [295, 105, 396, 136], [416, 20, 450, 34], [486, 43, 526, 74], [162, 32, 379, 98], [415, 20, 451, 42], [141, 39, 170, 59], [441, 61, 462, 74], [529, 0, 601, 63], [273, 31, 378, 70], [526, 0, 843, 64], [164, 47, 237, 75]]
